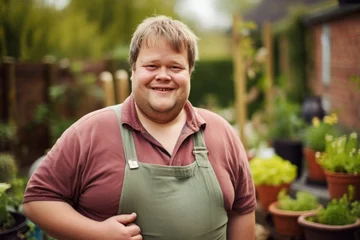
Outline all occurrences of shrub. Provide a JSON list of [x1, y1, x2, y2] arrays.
[[308, 186, 360, 225], [303, 114, 339, 152], [250, 154, 297, 186], [276, 189, 319, 211], [268, 94, 305, 141], [0, 154, 17, 183], [318, 132, 360, 174]]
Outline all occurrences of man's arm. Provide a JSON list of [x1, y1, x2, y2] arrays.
[[227, 210, 256, 240], [23, 201, 142, 240]]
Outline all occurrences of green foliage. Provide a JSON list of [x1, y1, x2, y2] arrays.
[[2, 0, 179, 60], [190, 59, 264, 118], [0, 183, 11, 227], [0, 122, 17, 151], [268, 94, 305, 141], [303, 114, 340, 152], [0, 154, 17, 183], [275, 7, 310, 104], [7, 178, 26, 211], [308, 186, 360, 225], [318, 132, 360, 174], [34, 63, 103, 144], [277, 189, 319, 211], [0, 180, 29, 234], [250, 154, 297, 186]]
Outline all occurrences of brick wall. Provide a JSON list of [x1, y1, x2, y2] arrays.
[[308, 12, 360, 131]]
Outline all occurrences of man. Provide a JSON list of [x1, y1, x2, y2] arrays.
[[23, 15, 256, 240]]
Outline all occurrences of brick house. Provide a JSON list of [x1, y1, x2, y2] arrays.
[[245, 1, 360, 131], [304, 5, 360, 131]]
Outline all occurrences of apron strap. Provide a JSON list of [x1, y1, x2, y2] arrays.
[[193, 130, 209, 168], [111, 104, 139, 170], [112, 104, 209, 169]]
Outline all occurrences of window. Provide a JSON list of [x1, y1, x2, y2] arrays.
[[321, 24, 331, 87]]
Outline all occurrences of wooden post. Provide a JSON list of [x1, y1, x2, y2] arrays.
[[232, 13, 247, 149], [105, 58, 118, 101], [100, 71, 115, 106], [115, 69, 129, 103], [263, 22, 274, 115]]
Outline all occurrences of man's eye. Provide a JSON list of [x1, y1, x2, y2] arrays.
[[146, 65, 156, 69], [171, 66, 181, 70]]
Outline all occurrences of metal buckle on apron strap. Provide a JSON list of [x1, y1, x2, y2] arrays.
[[127, 159, 139, 169], [193, 147, 209, 168], [193, 146, 208, 154]]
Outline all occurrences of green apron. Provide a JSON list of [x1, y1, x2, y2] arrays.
[[112, 105, 228, 240]]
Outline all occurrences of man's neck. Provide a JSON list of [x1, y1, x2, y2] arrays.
[[135, 104, 187, 154]]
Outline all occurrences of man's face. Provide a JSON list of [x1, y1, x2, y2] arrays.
[[131, 38, 191, 123]]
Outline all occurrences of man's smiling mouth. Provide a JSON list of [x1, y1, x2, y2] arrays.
[[152, 88, 174, 91]]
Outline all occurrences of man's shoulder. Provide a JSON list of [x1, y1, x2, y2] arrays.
[[73, 106, 118, 129], [194, 107, 230, 126]]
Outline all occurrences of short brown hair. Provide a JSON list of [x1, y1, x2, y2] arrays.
[[129, 15, 199, 73]]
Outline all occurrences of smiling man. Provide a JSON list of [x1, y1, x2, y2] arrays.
[[23, 15, 256, 240]]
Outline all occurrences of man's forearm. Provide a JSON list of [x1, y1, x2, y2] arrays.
[[227, 211, 256, 240], [23, 201, 101, 240]]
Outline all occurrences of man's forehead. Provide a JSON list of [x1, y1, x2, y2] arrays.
[[141, 34, 186, 52]]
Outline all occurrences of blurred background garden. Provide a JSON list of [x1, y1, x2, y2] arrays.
[[1, 0, 360, 239]]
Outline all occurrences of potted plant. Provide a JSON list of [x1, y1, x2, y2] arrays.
[[0, 183, 28, 239], [317, 132, 360, 200], [0, 123, 17, 152], [250, 154, 297, 211], [298, 186, 360, 240], [303, 114, 339, 183], [0, 154, 37, 239], [268, 189, 322, 238], [268, 95, 306, 179]]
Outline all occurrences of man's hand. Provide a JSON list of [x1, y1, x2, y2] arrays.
[[98, 213, 142, 240]]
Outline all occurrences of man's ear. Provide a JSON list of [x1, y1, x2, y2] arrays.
[[130, 70, 134, 81]]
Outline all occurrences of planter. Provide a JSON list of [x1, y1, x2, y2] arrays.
[[325, 170, 360, 200], [268, 202, 322, 238], [272, 139, 303, 179], [0, 212, 28, 240], [303, 147, 326, 183], [298, 213, 360, 240], [256, 183, 291, 212]]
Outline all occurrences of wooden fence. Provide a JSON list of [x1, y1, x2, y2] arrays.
[[0, 58, 130, 168]]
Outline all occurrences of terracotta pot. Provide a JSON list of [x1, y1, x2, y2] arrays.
[[303, 147, 326, 182], [298, 213, 360, 240], [325, 170, 360, 200], [256, 183, 291, 212], [268, 202, 322, 238]]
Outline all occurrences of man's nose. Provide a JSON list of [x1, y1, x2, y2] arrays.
[[155, 67, 171, 81]]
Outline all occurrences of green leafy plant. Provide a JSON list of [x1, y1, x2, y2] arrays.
[[268, 94, 305, 141], [34, 64, 103, 144], [308, 186, 360, 225], [0, 182, 35, 239], [250, 154, 297, 186], [0, 123, 17, 151], [0, 153, 17, 183], [276, 189, 319, 211], [0, 183, 14, 231], [318, 132, 360, 174], [303, 114, 340, 152]]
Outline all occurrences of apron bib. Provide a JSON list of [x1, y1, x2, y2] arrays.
[[112, 105, 228, 240]]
